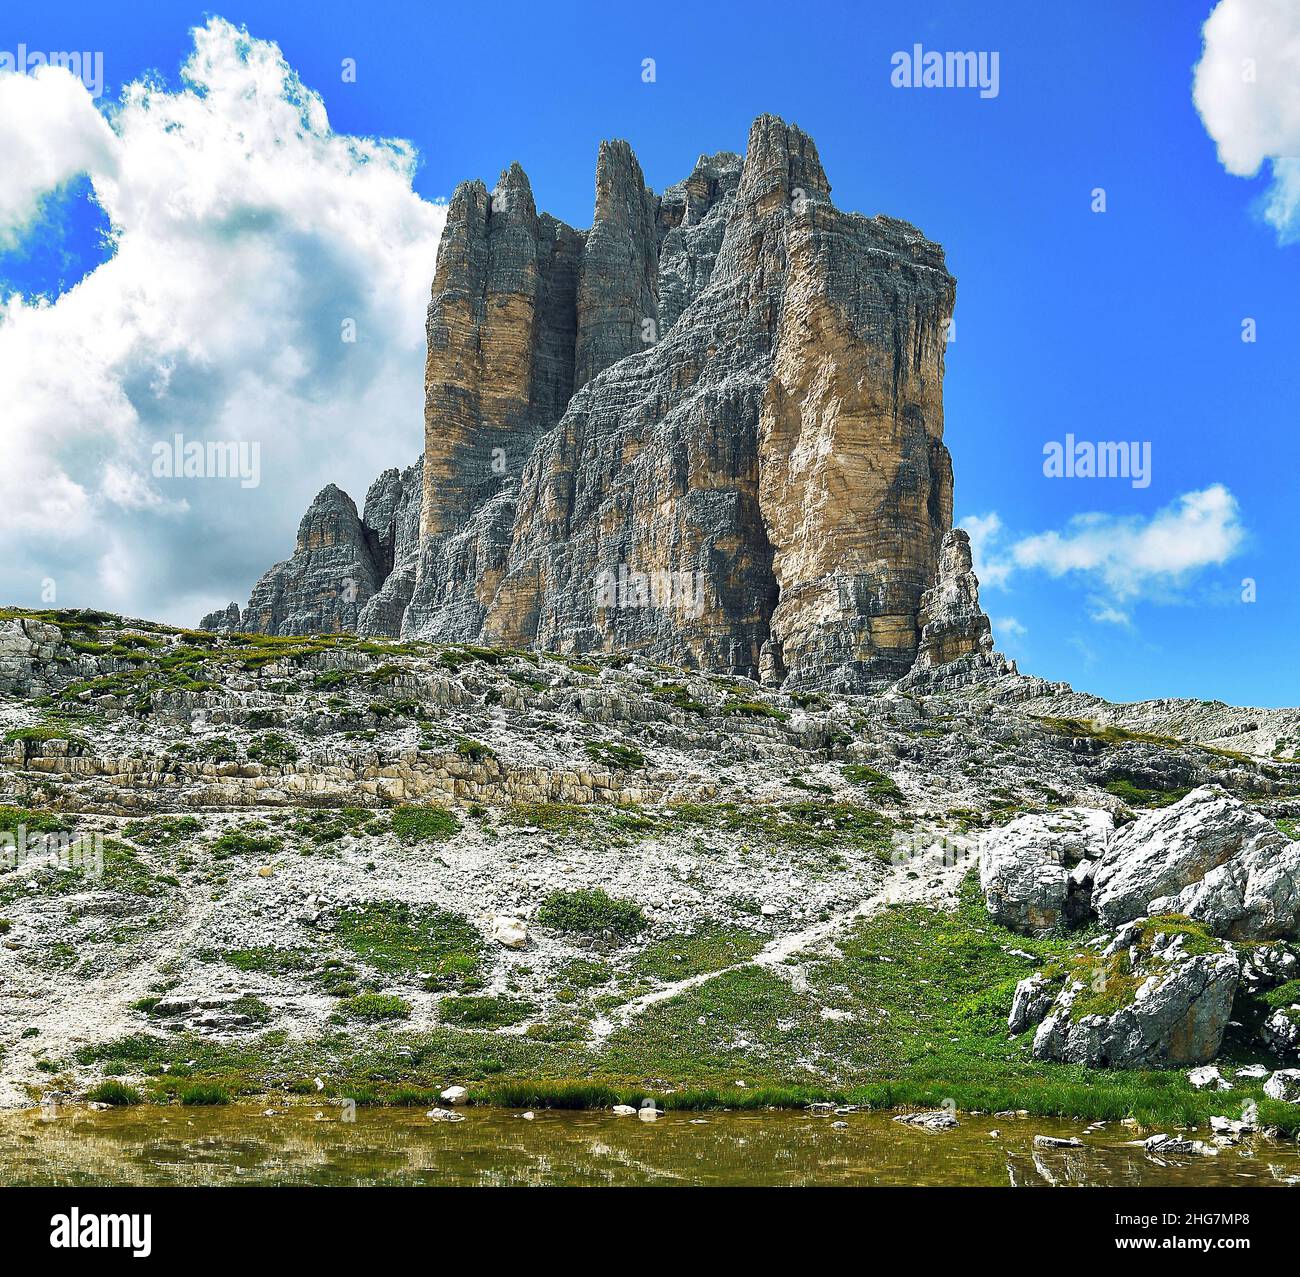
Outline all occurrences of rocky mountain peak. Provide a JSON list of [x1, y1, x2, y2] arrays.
[[208, 113, 1003, 692], [736, 113, 831, 210]]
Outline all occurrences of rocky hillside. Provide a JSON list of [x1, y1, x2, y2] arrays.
[[3, 606, 1300, 1123], [204, 114, 966, 694]]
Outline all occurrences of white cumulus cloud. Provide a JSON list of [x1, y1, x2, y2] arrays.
[[961, 485, 1246, 612], [1193, 0, 1300, 243], [0, 18, 446, 623], [0, 66, 119, 248]]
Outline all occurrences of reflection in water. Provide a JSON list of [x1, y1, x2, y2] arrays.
[[2, 1107, 1298, 1187]]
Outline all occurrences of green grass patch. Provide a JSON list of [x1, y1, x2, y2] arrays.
[[211, 828, 283, 860], [1104, 778, 1191, 809], [654, 683, 709, 714], [247, 733, 299, 767], [670, 799, 890, 863], [502, 802, 593, 834], [439, 995, 536, 1028], [537, 888, 647, 939], [4, 722, 87, 749], [332, 901, 483, 987], [0, 806, 71, 835], [178, 1084, 230, 1106], [391, 805, 461, 843], [632, 927, 766, 982], [454, 737, 496, 763], [841, 764, 903, 802], [86, 1080, 143, 1106], [122, 816, 202, 848], [290, 807, 384, 845], [333, 993, 412, 1023], [584, 740, 646, 770]]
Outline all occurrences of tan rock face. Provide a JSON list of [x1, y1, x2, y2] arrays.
[[221, 114, 988, 691], [759, 197, 954, 687], [420, 168, 581, 541]]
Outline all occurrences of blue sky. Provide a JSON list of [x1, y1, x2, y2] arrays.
[[0, 0, 1296, 706]]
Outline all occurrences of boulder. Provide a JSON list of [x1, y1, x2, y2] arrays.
[[490, 916, 528, 949], [426, 1108, 465, 1123], [1264, 1070, 1300, 1102], [1261, 1006, 1300, 1057], [1141, 1133, 1218, 1157], [1238, 941, 1299, 994], [1031, 920, 1239, 1068], [893, 1110, 958, 1131], [1092, 786, 1300, 939], [1234, 1064, 1271, 1079], [1008, 973, 1058, 1034], [1187, 1065, 1230, 1091], [978, 808, 1113, 933]]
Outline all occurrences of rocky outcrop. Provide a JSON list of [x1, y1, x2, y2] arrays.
[[212, 114, 1001, 691], [0, 617, 63, 695], [201, 466, 424, 639], [1008, 972, 1058, 1035], [1092, 786, 1300, 939], [417, 163, 582, 545], [199, 602, 241, 634], [361, 460, 423, 578], [357, 460, 423, 638], [1029, 919, 1240, 1068], [1264, 1069, 1300, 1102], [978, 807, 1114, 933], [573, 139, 660, 389], [899, 529, 1018, 692], [913, 530, 993, 668], [224, 485, 388, 636]]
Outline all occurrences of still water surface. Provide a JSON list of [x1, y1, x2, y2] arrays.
[[3, 1106, 1299, 1187]]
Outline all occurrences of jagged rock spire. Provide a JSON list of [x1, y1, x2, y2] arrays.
[[216, 114, 982, 693]]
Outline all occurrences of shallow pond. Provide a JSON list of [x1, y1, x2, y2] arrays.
[[3, 1106, 1299, 1187]]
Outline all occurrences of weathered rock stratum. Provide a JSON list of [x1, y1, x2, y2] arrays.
[[206, 114, 1000, 692]]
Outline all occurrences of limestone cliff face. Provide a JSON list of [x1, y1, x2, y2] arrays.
[[212, 114, 996, 690], [573, 140, 660, 390], [202, 471, 421, 638], [356, 459, 423, 638], [417, 167, 581, 544], [752, 122, 954, 689], [900, 528, 1017, 692], [913, 529, 994, 669], [235, 485, 385, 636]]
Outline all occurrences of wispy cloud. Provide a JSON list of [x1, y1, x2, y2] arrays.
[[1193, 0, 1300, 244], [1089, 604, 1132, 628], [961, 485, 1246, 617]]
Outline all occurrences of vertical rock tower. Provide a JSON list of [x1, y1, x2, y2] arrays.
[[210, 115, 997, 693]]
